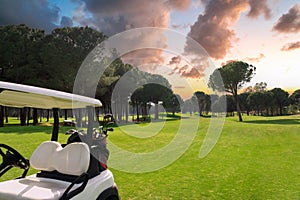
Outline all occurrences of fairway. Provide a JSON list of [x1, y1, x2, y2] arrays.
[[1, 115, 300, 199]]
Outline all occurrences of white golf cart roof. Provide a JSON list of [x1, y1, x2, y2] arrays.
[[0, 81, 102, 109]]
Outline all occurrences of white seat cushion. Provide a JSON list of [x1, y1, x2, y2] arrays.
[[30, 141, 90, 176]]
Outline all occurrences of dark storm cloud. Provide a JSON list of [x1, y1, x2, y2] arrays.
[[273, 4, 300, 33], [0, 0, 60, 32]]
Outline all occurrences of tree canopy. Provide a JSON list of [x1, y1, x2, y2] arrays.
[[0, 24, 181, 124], [208, 61, 256, 121]]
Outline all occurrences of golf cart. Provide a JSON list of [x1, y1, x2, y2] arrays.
[[0, 81, 119, 200]]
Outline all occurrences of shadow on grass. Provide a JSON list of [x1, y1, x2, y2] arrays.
[[243, 119, 300, 125], [0, 124, 72, 134]]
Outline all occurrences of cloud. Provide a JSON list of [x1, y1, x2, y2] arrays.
[[121, 49, 166, 69], [72, 0, 192, 68], [221, 59, 238, 66], [168, 56, 182, 65], [247, 0, 271, 19], [181, 67, 203, 78], [244, 53, 265, 63], [167, 56, 205, 79], [281, 41, 300, 51], [171, 23, 191, 29], [185, 0, 272, 60], [185, 0, 249, 59], [73, 0, 192, 35], [168, 0, 192, 11], [60, 16, 73, 27], [273, 4, 300, 33], [0, 0, 60, 32]]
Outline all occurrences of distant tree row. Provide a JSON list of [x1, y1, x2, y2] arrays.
[[182, 83, 299, 121], [183, 60, 299, 122]]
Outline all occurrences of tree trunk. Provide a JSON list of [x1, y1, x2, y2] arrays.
[[198, 102, 202, 116], [155, 104, 159, 120], [233, 92, 243, 122], [27, 107, 31, 126], [279, 105, 283, 116], [125, 101, 129, 123], [47, 110, 50, 122], [136, 103, 140, 121], [33, 108, 38, 125], [0, 106, 4, 127], [64, 109, 68, 120], [39, 109, 43, 122], [5, 107, 8, 123], [20, 108, 27, 126]]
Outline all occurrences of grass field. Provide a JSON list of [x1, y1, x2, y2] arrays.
[[0, 115, 300, 199]]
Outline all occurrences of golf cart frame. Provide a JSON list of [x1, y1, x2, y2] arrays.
[[0, 81, 119, 200]]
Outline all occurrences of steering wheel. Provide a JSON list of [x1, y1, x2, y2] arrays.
[[0, 144, 30, 178]]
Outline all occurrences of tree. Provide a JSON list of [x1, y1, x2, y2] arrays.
[[208, 61, 256, 121], [0, 24, 45, 84], [225, 95, 235, 116], [247, 91, 265, 115], [238, 92, 251, 115], [165, 94, 183, 116], [194, 91, 206, 116], [270, 88, 289, 115], [253, 82, 267, 92], [289, 89, 300, 113], [203, 94, 212, 115], [290, 89, 300, 104]]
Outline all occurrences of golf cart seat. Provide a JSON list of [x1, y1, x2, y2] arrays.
[[0, 142, 90, 200], [30, 141, 90, 176]]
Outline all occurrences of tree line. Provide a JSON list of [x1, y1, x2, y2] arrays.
[[0, 24, 181, 126], [183, 83, 299, 119], [0, 24, 299, 126]]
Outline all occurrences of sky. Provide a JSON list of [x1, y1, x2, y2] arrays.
[[0, 0, 299, 99]]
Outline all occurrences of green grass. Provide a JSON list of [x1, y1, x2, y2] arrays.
[[1, 115, 300, 199]]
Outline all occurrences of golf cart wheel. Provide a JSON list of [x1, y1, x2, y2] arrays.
[[96, 184, 119, 200], [104, 196, 119, 200]]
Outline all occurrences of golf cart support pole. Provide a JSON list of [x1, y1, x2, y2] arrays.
[[86, 106, 95, 145], [51, 108, 59, 141]]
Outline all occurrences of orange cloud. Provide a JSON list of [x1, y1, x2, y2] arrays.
[[244, 53, 266, 63], [167, 56, 206, 79], [168, 55, 182, 65]]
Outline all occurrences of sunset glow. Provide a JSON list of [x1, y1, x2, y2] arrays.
[[0, 0, 299, 98]]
